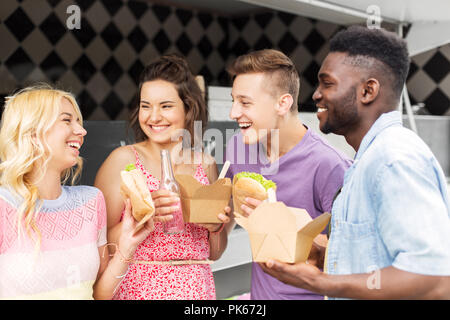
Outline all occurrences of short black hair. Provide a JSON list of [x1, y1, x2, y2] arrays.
[[329, 25, 410, 99]]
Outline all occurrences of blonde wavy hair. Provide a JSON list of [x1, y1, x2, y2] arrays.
[[0, 84, 84, 250]]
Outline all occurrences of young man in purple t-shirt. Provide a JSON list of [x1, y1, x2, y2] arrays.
[[224, 49, 351, 300]]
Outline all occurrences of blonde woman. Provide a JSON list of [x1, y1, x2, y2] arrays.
[[0, 85, 153, 299]]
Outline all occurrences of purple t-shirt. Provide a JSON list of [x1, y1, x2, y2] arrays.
[[225, 127, 352, 300]]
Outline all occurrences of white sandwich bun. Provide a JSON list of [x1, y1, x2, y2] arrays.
[[120, 166, 155, 225]]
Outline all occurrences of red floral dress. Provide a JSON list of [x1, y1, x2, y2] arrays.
[[113, 147, 215, 300]]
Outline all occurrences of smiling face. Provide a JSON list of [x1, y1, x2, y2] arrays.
[[230, 72, 279, 145], [138, 80, 186, 146], [313, 52, 361, 136], [44, 97, 87, 171]]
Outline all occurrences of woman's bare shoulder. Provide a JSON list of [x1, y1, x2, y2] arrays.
[[98, 144, 137, 174]]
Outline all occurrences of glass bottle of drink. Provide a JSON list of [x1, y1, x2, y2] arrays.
[[159, 149, 184, 234]]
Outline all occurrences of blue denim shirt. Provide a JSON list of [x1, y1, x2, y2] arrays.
[[325, 111, 450, 298]]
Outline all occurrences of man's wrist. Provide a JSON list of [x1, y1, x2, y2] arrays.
[[315, 272, 343, 298], [301, 271, 331, 297]]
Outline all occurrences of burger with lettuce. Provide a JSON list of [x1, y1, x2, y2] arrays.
[[232, 172, 276, 215]]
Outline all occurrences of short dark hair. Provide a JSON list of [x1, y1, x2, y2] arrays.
[[329, 25, 410, 99], [227, 49, 300, 111], [130, 53, 208, 145]]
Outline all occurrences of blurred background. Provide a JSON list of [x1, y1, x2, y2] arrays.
[[2, 0, 450, 118]]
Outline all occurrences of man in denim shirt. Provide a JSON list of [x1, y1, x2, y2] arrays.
[[260, 26, 450, 299]]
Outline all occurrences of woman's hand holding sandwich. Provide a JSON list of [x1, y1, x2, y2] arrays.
[[118, 198, 155, 259]]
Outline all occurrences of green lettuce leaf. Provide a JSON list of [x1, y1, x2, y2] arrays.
[[235, 171, 276, 191], [125, 163, 136, 171]]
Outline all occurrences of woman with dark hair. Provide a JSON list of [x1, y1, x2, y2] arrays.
[[129, 54, 208, 146], [94, 54, 230, 300]]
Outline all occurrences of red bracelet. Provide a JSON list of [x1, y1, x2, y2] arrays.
[[210, 223, 225, 235]]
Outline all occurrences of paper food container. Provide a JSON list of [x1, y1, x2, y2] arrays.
[[234, 202, 331, 263], [175, 174, 232, 223]]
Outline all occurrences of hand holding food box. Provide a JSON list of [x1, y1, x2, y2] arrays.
[[175, 161, 232, 224], [233, 171, 331, 263]]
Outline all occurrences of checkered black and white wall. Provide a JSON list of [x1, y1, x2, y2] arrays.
[[1, 0, 449, 120], [1, 0, 230, 120], [227, 12, 450, 115], [407, 47, 450, 115]]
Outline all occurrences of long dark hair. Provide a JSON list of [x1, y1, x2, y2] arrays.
[[129, 54, 208, 147]]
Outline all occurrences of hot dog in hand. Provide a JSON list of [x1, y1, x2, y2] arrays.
[[120, 163, 155, 224]]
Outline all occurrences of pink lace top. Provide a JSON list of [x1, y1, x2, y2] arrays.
[[113, 146, 215, 300], [0, 186, 106, 299]]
